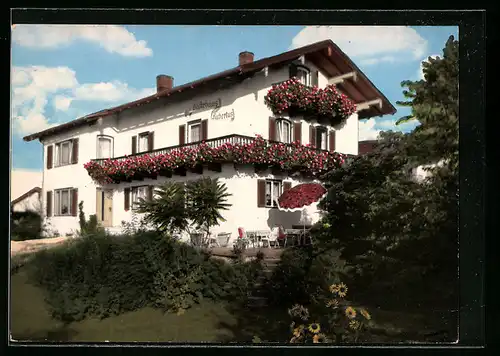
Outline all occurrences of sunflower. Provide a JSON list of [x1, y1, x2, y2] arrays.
[[349, 320, 361, 330], [308, 323, 321, 334], [360, 308, 371, 320], [312, 333, 327, 343], [326, 299, 340, 308], [292, 327, 303, 338], [345, 306, 356, 319], [289, 304, 310, 321], [336, 282, 348, 298], [329, 283, 339, 294]]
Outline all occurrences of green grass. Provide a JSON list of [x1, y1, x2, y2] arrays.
[[10, 268, 288, 343]]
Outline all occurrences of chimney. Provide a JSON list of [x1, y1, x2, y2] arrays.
[[239, 51, 254, 66], [156, 74, 174, 93]]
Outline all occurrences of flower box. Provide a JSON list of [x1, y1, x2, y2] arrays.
[[207, 162, 222, 172]]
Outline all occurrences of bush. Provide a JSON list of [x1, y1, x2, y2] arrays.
[[10, 210, 42, 241], [27, 230, 262, 323]]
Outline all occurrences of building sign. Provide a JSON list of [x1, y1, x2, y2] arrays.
[[211, 108, 235, 121], [185, 98, 222, 116]]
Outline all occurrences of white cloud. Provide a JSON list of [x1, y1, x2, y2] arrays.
[[53, 96, 73, 111], [291, 26, 427, 65], [358, 118, 420, 141], [74, 81, 155, 103], [11, 65, 156, 136], [359, 55, 396, 66], [419, 54, 440, 79], [12, 25, 153, 57], [359, 118, 381, 141]]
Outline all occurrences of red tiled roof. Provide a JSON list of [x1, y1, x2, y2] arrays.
[[23, 40, 396, 142]]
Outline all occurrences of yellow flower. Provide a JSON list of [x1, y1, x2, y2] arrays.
[[326, 299, 339, 308], [290, 336, 298, 343], [345, 306, 356, 319], [308, 323, 321, 334], [292, 327, 302, 337], [349, 320, 361, 330], [336, 282, 348, 298], [313, 333, 327, 343], [360, 308, 371, 320], [329, 284, 339, 294]]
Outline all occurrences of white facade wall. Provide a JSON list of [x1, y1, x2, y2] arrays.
[[40, 60, 358, 237]]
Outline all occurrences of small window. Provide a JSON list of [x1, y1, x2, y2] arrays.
[[54, 188, 72, 216], [97, 136, 113, 159], [265, 180, 282, 208], [131, 186, 149, 209], [277, 119, 292, 144], [55, 140, 72, 166], [138, 132, 149, 153], [297, 66, 311, 86], [189, 122, 201, 143], [316, 126, 328, 150]]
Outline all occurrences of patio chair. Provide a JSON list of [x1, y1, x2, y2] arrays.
[[260, 230, 277, 248], [216, 232, 232, 247], [190, 232, 204, 247]]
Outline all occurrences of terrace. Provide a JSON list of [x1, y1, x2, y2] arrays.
[[85, 134, 349, 184]]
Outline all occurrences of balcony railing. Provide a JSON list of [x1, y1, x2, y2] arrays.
[[91, 134, 330, 164]]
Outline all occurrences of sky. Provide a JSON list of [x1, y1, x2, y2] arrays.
[[11, 25, 458, 174]]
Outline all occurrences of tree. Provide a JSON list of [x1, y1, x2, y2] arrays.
[[136, 177, 232, 243], [314, 35, 459, 311]]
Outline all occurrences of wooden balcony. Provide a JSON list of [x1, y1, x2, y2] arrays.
[[89, 134, 350, 183]]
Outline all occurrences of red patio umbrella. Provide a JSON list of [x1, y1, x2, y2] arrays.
[[277, 183, 327, 235], [277, 183, 327, 212]]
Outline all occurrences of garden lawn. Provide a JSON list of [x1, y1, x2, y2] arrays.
[[10, 269, 244, 343]]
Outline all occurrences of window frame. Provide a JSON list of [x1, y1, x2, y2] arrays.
[[315, 126, 329, 151], [264, 179, 283, 208], [188, 120, 202, 143], [54, 139, 73, 167], [96, 135, 114, 159], [276, 118, 292, 144], [131, 185, 149, 210], [137, 132, 150, 153], [54, 188, 73, 216], [296, 65, 311, 86]]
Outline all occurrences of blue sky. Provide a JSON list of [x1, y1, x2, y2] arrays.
[[11, 25, 458, 172]]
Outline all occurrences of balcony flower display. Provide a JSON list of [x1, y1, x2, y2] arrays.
[[84, 135, 347, 185], [264, 77, 357, 124]]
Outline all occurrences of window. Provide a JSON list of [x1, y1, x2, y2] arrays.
[[189, 122, 201, 143], [97, 136, 113, 159], [131, 186, 148, 209], [277, 119, 292, 144], [297, 66, 311, 86], [138, 132, 149, 153], [265, 180, 282, 208], [315, 126, 328, 150], [55, 140, 72, 166], [54, 188, 72, 216]]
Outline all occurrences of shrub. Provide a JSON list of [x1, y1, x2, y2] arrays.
[[27, 230, 262, 322], [78, 201, 104, 236], [10, 210, 42, 241]]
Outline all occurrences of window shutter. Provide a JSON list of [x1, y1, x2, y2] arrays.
[[46, 191, 52, 217], [148, 131, 155, 151], [201, 119, 208, 141], [309, 126, 317, 147], [71, 138, 79, 164], [71, 188, 78, 216], [269, 117, 277, 141], [293, 122, 302, 143], [131, 136, 137, 155], [147, 186, 154, 202], [283, 181, 292, 192], [289, 63, 298, 78], [311, 70, 319, 86], [124, 188, 130, 211], [179, 124, 186, 145], [257, 180, 266, 208], [47, 145, 53, 170], [329, 130, 336, 152]]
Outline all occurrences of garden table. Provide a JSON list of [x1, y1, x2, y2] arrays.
[[285, 229, 307, 246]]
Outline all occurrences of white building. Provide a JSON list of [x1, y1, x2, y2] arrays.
[[22, 40, 396, 242], [11, 187, 42, 213]]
